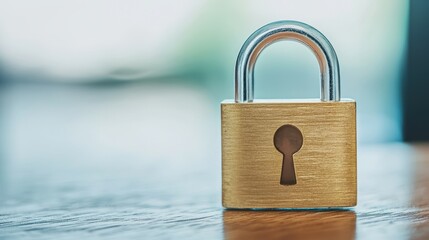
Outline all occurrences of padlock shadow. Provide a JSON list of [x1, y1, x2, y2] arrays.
[[222, 209, 356, 240]]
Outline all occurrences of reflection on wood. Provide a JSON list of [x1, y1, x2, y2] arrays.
[[412, 145, 429, 240], [223, 210, 356, 240]]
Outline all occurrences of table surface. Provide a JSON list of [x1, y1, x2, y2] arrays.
[[0, 143, 428, 240]]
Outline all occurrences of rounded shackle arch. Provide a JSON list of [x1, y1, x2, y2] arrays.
[[235, 20, 340, 103]]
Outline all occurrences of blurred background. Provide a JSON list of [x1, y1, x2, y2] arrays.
[[0, 0, 428, 206], [3, 1, 429, 238]]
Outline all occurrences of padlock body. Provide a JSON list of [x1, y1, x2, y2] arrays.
[[221, 99, 357, 208]]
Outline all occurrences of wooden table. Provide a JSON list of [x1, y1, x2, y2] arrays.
[[1, 143, 428, 239]]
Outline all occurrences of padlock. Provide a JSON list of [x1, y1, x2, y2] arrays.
[[221, 20, 356, 208]]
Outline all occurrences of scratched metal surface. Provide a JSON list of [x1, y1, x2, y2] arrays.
[[1, 83, 429, 239]]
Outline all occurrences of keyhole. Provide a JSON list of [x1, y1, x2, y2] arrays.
[[273, 124, 304, 185]]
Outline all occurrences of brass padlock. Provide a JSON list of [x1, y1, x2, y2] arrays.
[[221, 20, 357, 208]]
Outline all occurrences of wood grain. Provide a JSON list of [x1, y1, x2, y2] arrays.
[[1, 142, 429, 240], [221, 99, 356, 208]]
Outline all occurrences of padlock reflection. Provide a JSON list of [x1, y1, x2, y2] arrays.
[[223, 210, 356, 240]]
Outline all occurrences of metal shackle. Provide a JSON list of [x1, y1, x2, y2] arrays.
[[235, 20, 341, 103]]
